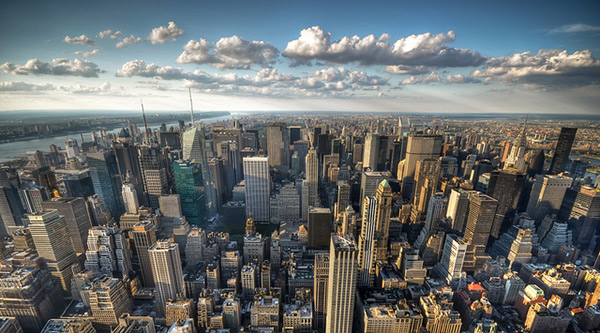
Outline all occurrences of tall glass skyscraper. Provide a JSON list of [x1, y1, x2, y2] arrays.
[[173, 160, 206, 225], [87, 150, 124, 220], [182, 124, 217, 217]]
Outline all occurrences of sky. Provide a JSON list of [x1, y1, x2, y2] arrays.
[[0, 0, 599, 114]]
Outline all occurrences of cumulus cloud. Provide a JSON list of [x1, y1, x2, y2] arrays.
[[401, 72, 441, 85], [116, 34, 143, 48], [472, 49, 600, 87], [385, 65, 430, 75], [549, 23, 600, 34], [1, 58, 104, 77], [445, 73, 481, 84], [98, 29, 121, 39], [116, 60, 387, 98], [148, 21, 184, 44], [66, 82, 112, 94], [0, 81, 55, 91], [282, 26, 485, 67], [64, 34, 95, 45], [176, 36, 279, 69], [74, 49, 100, 57]]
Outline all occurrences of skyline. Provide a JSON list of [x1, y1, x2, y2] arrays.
[[1, 0, 599, 113]]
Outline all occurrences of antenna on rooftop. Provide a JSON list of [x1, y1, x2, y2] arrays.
[[188, 87, 194, 126], [141, 99, 150, 144]]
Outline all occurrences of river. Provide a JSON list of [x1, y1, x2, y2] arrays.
[[0, 114, 234, 162]]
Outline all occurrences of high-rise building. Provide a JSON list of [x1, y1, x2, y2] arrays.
[[0, 317, 24, 333], [165, 298, 194, 327], [87, 150, 124, 220], [0, 267, 63, 332], [132, 221, 157, 287], [250, 295, 280, 330], [86, 276, 133, 328], [549, 127, 577, 175], [434, 234, 468, 285], [223, 295, 241, 330], [414, 192, 444, 251], [412, 159, 441, 217], [359, 171, 391, 210], [85, 225, 133, 277], [526, 174, 573, 222], [243, 156, 270, 222], [182, 123, 217, 217], [419, 294, 462, 333], [18, 184, 46, 215], [186, 227, 205, 268], [149, 239, 185, 317], [401, 134, 442, 199], [362, 133, 380, 171], [41, 197, 93, 254], [446, 189, 472, 233], [563, 186, 600, 247], [399, 247, 427, 284], [0, 179, 24, 237], [121, 183, 139, 214], [335, 182, 351, 219], [504, 123, 528, 173], [314, 253, 329, 332], [138, 144, 169, 209], [373, 180, 393, 261], [463, 193, 498, 271], [308, 207, 331, 249], [487, 170, 526, 238], [303, 148, 319, 220], [112, 137, 145, 206], [325, 234, 358, 333], [28, 209, 78, 293], [241, 263, 257, 300], [267, 122, 290, 169], [358, 196, 378, 287], [173, 160, 206, 225]]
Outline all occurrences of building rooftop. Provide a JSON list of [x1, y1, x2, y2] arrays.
[[332, 233, 356, 251]]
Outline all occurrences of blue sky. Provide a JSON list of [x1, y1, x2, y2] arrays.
[[1, 0, 599, 113]]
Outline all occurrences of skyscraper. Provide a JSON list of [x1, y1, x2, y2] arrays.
[[358, 196, 377, 287], [112, 135, 145, 205], [137, 144, 168, 209], [308, 207, 331, 249], [149, 239, 185, 317], [303, 148, 319, 220], [29, 209, 78, 293], [326, 234, 358, 333], [373, 180, 393, 261], [85, 225, 133, 277], [549, 127, 577, 175], [243, 156, 270, 222], [401, 133, 443, 199], [86, 276, 133, 328], [504, 122, 528, 173], [87, 150, 124, 220], [41, 197, 93, 254], [362, 132, 380, 170], [359, 171, 391, 210], [463, 193, 498, 270], [182, 124, 217, 217], [173, 160, 206, 225], [446, 188, 472, 233], [132, 221, 157, 287], [121, 183, 139, 214], [313, 252, 329, 332], [267, 122, 290, 169], [412, 158, 441, 219], [487, 169, 526, 238], [434, 234, 468, 285], [526, 174, 573, 222]]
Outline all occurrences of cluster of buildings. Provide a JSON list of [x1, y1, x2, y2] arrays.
[[0, 111, 599, 332]]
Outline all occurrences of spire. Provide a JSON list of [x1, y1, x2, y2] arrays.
[[141, 99, 150, 144], [188, 87, 194, 126]]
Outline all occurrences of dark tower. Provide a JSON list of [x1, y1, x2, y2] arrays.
[[549, 127, 577, 175]]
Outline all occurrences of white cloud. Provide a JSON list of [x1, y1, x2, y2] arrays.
[[0, 81, 55, 91], [401, 72, 441, 85], [0, 81, 123, 96], [148, 21, 184, 44], [176, 36, 279, 69], [98, 29, 121, 39], [549, 23, 600, 34], [74, 49, 100, 57], [64, 34, 95, 45], [1, 58, 104, 77], [116, 34, 143, 48], [282, 26, 485, 67], [385, 65, 430, 75], [472, 49, 600, 87], [445, 73, 481, 84]]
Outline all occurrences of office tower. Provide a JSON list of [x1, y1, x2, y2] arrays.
[[359, 171, 391, 209], [241, 263, 257, 300], [504, 123, 528, 172], [250, 295, 280, 330], [526, 149, 546, 177], [243, 232, 265, 264], [85, 225, 133, 277], [113, 314, 155, 332], [540, 220, 571, 253], [41, 197, 93, 254], [283, 301, 313, 332], [165, 298, 194, 327], [62, 170, 95, 197], [414, 192, 444, 251], [304, 148, 319, 217], [221, 250, 242, 283], [564, 186, 600, 247], [358, 196, 377, 287], [446, 188, 470, 233], [0, 318, 23, 333], [353, 143, 364, 165], [549, 127, 577, 175], [419, 294, 462, 333], [138, 144, 168, 208], [223, 296, 241, 330], [208, 157, 226, 211], [32, 166, 58, 197], [86, 195, 114, 226], [267, 122, 290, 169], [243, 156, 270, 222], [270, 183, 301, 223], [86, 276, 133, 328], [12, 228, 35, 251], [0, 186, 24, 238], [261, 260, 271, 292], [434, 234, 467, 284], [41, 319, 96, 333], [19, 184, 46, 215], [506, 228, 533, 270], [363, 133, 380, 170], [335, 182, 351, 219], [463, 193, 498, 270], [173, 161, 206, 225], [289, 125, 302, 143], [399, 247, 427, 284], [326, 234, 358, 333], [186, 227, 205, 268], [87, 150, 124, 220], [112, 135, 145, 204], [502, 272, 526, 305], [308, 207, 331, 249], [412, 158, 441, 217], [206, 261, 221, 289], [132, 221, 157, 287], [28, 210, 77, 295], [122, 183, 139, 214], [65, 138, 80, 158], [149, 240, 185, 317], [314, 253, 329, 332], [487, 170, 525, 238], [0, 267, 63, 332], [401, 133, 443, 199], [526, 174, 573, 222], [292, 140, 309, 174], [373, 180, 393, 261]]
